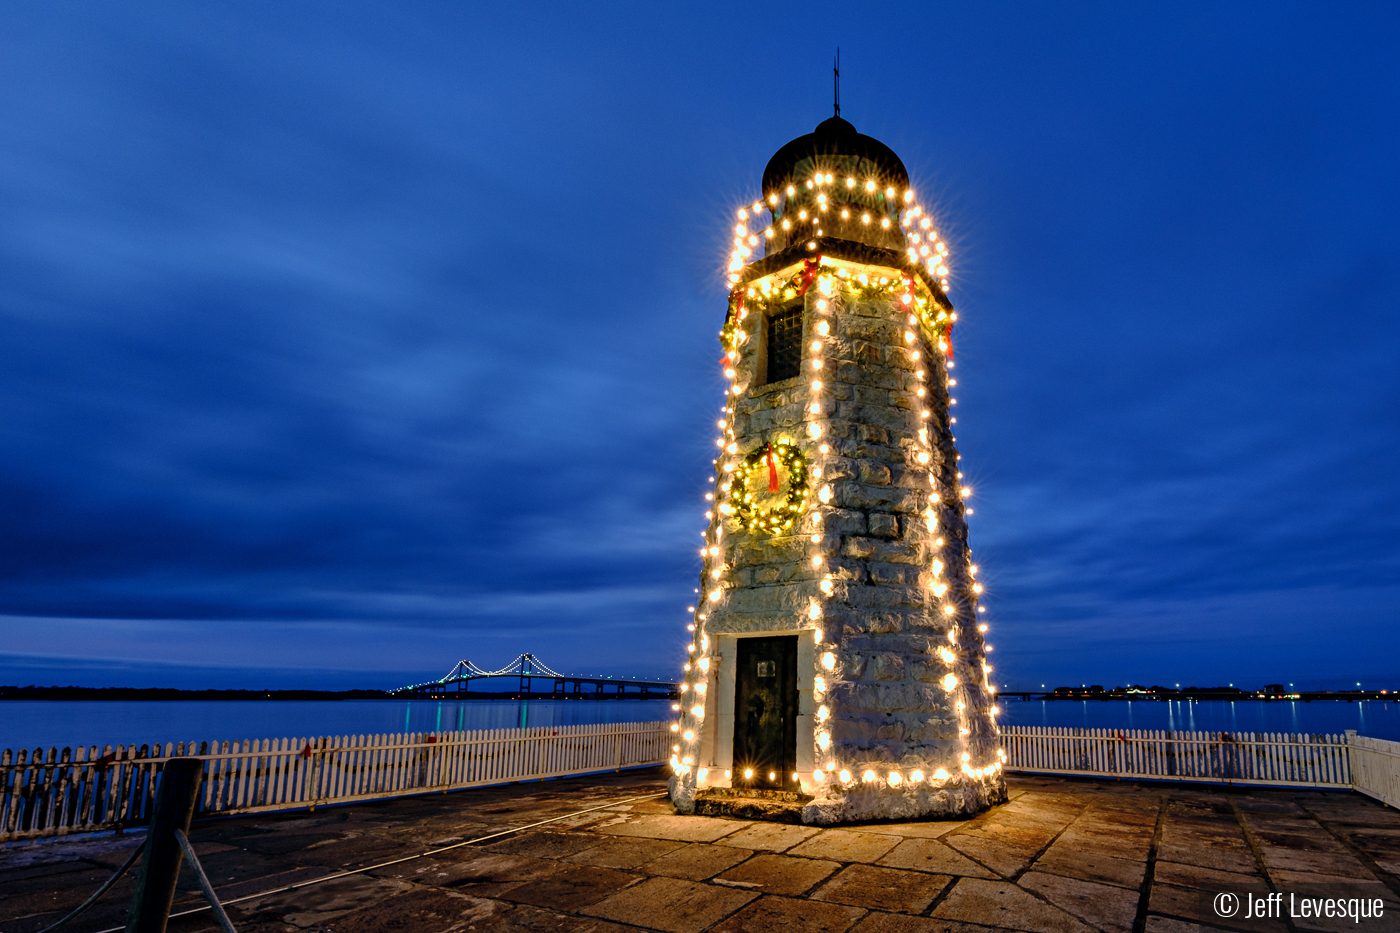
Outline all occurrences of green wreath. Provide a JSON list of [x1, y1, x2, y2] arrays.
[[728, 439, 809, 534]]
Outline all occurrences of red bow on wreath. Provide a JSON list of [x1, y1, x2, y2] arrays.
[[796, 256, 823, 296], [765, 443, 780, 493]]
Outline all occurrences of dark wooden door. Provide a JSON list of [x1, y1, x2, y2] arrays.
[[733, 635, 798, 790]]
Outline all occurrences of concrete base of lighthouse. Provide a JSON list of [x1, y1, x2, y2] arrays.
[[671, 769, 1004, 826]]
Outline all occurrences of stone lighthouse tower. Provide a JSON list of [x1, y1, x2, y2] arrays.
[[668, 114, 1006, 824]]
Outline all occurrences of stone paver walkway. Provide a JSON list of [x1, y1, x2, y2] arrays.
[[3, 769, 1399, 932]]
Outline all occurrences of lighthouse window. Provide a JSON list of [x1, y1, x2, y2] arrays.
[[765, 305, 804, 384]]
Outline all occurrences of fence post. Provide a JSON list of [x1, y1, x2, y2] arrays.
[[124, 757, 202, 933], [1345, 730, 1357, 790]]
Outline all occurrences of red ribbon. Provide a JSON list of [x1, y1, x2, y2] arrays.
[[945, 323, 954, 361], [94, 751, 116, 772], [301, 742, 313, 759], [766, 443, 779, 493], [796, 256, 822, 295]]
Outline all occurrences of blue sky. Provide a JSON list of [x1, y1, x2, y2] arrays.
[[1, 2, 1396, 691]]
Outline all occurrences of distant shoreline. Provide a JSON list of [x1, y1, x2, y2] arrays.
[[0, 686, 674, 701], [0, 686, 396, 701]]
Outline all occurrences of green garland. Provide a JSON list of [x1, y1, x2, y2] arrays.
[[728, 439, 809, 534], [722, 263, 950, 354]]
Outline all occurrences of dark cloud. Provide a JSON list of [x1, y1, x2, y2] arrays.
[[1, 1, 1397, 691]]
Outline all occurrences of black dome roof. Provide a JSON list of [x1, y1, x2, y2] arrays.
[[761, 116, 909, 195]]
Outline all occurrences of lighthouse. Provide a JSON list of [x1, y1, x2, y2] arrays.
[[668, 113, 1006, 824]]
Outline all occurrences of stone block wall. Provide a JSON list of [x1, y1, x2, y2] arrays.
[[671, 258, 1005, 823]]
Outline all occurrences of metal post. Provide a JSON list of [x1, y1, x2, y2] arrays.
[[125, 757, 202, 933]]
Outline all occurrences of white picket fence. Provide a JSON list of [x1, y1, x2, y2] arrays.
[[999, 726, 1400, 800], [1, 721, 669, 842], [6, 723, 1399, 842], [1348, 732, 1400, 808]]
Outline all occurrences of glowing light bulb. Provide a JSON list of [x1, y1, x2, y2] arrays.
[[683, 730, 695, 741], [821, 652, 836, 671], [839, 769, 852, 782], [817, 731, 831, 749], [934, 768, 949, 780], [862, 770, 877, 783], [910, 770, 924, 782], [938, 647, 956, 663], [888, 771, 902, 785], [942, 673, 959, 690]]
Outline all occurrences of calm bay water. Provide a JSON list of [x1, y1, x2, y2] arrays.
[[1000, 698, 1400, 742], [4, 697, 1399, 754], [0, 699, 674, 754]]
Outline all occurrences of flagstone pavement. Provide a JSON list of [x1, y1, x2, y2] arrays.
[[4, 767, 1399, 933]]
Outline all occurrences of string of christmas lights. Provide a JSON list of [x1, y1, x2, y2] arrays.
[[671, 202, 1005, 795]]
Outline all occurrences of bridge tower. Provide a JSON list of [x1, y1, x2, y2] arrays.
[[669, 114, 1006, 823]]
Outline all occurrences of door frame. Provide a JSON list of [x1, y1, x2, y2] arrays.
[[706, 630, 816, 790]]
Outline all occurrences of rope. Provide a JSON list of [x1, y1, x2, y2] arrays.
[[175, 829, 239, 933], [33, 840, 144, 933], [87, 791, 666, 933]]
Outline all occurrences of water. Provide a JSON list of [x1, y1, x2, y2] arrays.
[[0, 699, 675, 754], [999, 698, 1400, 742], [5, 697, 1399, 755]]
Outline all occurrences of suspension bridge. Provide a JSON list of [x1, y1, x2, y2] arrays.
[[394, 654, 678, 700]]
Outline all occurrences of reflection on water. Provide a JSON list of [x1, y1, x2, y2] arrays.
[[8, 696, 1397, 753], [1000, 699, 1400, 741], [0, 698, 676, 753]]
